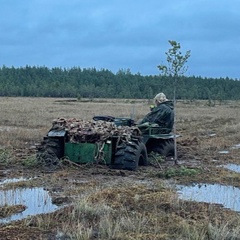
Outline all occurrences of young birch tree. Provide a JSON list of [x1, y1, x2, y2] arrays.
[[157, 40, 191, 163]]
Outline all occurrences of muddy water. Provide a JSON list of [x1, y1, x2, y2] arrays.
[[177, 183, 240, 212], [0, 178, 59, 224]]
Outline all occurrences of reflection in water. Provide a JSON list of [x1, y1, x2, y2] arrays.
[[0, 187, 59, 223], [177, 183, 240, 212]]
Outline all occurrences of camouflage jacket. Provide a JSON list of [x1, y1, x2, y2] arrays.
[[141, 100, 174, 133]]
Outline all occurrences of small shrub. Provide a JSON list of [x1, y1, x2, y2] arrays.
[[157, 166, 200, 179], [22, 154, 38, 168], [77, 94, 82, 101]]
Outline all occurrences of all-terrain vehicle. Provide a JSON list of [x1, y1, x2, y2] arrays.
[[37, 116, 176, 170]]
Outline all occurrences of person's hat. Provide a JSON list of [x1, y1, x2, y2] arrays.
[[154, 92, 168, 104]]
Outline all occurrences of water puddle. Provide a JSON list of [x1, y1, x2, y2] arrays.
[[222, 163, 240, 173], [0, 179, 59, 224], [209, 133, 216, 137], [218, 150, 229, 154], [232, 144, 240, 149], [177, 183, 240, 212]]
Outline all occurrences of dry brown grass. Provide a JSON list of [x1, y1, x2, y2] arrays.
[[20, 182, 240, 240], [0, 205, 26, 218], [0, 97, 149, 147], [1, 97, 240, 157], [1, 97, 240, 165], [1, 96, 240, 173], [2, 97, 240, 239]]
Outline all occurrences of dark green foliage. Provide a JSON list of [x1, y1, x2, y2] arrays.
[[0, 65, 240, 100], [157, 166, 200, 179]]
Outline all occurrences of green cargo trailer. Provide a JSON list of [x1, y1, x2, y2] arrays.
[[37, 116, 177, 171], [64, 141, 112, 164]]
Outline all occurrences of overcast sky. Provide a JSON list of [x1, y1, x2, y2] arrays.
[[0, 0, 239, 79]]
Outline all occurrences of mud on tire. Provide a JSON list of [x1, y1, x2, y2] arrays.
[[111, 139, 148, 171], [36, 137, 63, 169]]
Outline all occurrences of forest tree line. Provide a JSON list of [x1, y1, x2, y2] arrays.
[[0, 65, 239, 101]]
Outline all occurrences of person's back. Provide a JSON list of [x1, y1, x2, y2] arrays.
[[140, 93, 174, 134]]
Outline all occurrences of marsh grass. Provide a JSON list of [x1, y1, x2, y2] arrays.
[[156, 166, 200, 179], [0, 179, 37, 190], [0, 97, 148, 149], [2, 97, 240, 239], [0, 205, 26, 218], [1, 97, 240, 150], [0, 148, 15, 166], [24, 213, 55, 230], [21, 154, 38, 168], [20, 183, 240, 239]]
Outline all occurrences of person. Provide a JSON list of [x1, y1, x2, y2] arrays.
[[140, 92, 174, 133]]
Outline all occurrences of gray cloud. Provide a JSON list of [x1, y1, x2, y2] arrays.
[[0, 0, 240, 79]]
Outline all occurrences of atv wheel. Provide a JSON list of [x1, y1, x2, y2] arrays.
[[111, 139, 148, 171], [36, 137, 63, 169], [149, 139, 174, 158]]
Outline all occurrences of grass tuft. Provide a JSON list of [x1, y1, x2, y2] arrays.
[[156, 166, 200, 179], [22, 154, 38, 168], [0, 148, 15, 166]]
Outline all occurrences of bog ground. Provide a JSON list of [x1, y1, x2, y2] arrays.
[[1, 97, 240, 240]]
